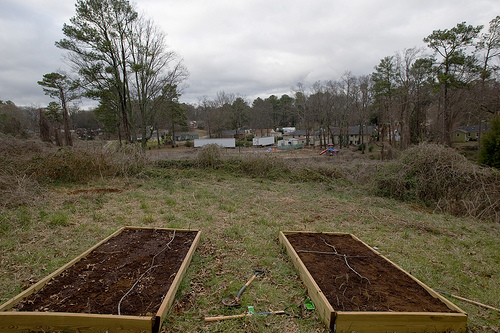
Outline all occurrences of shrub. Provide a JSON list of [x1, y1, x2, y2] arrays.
[[223, 155, 291, 180], [374, 143, 500, 222], [196, 144, 222, 168], [26, 145, 145, 183], [0, 173, 42, 209], [0, 137, 147, 207], [478, 116, 500, 169]]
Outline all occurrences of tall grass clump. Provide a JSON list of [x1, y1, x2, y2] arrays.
[[374, 143, 500, 222]]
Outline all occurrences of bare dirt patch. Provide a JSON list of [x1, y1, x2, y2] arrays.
[[285, 233, 453, 312], [15, 229, 198, 316]]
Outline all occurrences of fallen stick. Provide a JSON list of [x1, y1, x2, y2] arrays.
[[435, 290, 500, 312], [205, 309, 287, 322], [205, 312, 251, 322]]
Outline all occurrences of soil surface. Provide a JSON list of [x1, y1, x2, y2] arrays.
[[285, 233, 454, 312], [15, 228, 197, 316]]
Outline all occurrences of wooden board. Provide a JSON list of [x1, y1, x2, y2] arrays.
[[0, 227, 201, 333], [279, 231, 467, 332]]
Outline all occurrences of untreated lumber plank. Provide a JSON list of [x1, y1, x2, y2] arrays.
[[0, 312, 152, 333], [156, 229, 202, 326], [335, 312, 467, 333]]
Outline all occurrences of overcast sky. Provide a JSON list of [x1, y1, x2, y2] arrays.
[[1, 0, 499, 108]]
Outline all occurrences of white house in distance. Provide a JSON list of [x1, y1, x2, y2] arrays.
[[194, 138, 236, 148]]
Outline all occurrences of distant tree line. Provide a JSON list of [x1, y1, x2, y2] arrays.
[[191, 17, 500, 151], [0, 100, 39, 137]]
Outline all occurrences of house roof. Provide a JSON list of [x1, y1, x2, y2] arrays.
[[285, 130, 307, 136], [174, 131, 199, 136], [348, 125, 376, 135], [328, 125, 375, 135], [221, 129, 246, 137], [452, 125, 490, 133]]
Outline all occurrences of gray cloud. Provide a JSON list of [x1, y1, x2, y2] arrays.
[[1, 0, 499, 107]]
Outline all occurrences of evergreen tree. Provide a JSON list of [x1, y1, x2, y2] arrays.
[[478, 116, 500, 168]]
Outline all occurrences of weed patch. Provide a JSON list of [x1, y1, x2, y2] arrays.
[[48, 212, 70, 227]]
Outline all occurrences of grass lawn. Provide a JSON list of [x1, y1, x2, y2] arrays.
[[1, 162, 499, 332]]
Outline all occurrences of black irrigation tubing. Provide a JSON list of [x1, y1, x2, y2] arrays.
[[295, 237, 372, 284], [117, 230, 176, 315], [296, 250, 372, 284], [295, 250, 373, 258]]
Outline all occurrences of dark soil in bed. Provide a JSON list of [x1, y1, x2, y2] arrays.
[[15, 228, 197, 316], [285, 233, 454, 313]]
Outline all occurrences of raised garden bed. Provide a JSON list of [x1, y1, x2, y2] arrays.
[[279, 231, 467, 332], [0, 227, 201, 333]]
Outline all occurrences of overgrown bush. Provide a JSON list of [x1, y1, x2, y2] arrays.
[[374, 143, 500, 222], [223, 154, 291, 180], [0, 136, 48, 207], [292, 163, 347, 183], [0, 137, 147, 207], [196, 144, 222, 168], [27, 146, 145, 183], [478, 115, 500, 169], [0, 172, 43, 208]]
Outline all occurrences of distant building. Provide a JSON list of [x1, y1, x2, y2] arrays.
[[252, 129, 278, 137], [221, 129, 246, 139], [326, 125, 376, 146], [347, 125, 376, 145], [451, 125, 490, 143], [173, 132, 199, 142]]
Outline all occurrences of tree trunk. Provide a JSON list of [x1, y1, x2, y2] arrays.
[[60, 88, 73, 147], [117, 121, 122, 147], [360, 123, 365, 154], [54, 124, 63, 147], [39, 109, 52, 143]]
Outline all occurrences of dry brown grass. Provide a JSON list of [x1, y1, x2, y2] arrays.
[[0, 136, 49, 208]]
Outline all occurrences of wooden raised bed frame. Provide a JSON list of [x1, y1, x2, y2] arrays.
[[0, 226, 201, 333], [279, 231, 467, 333]]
